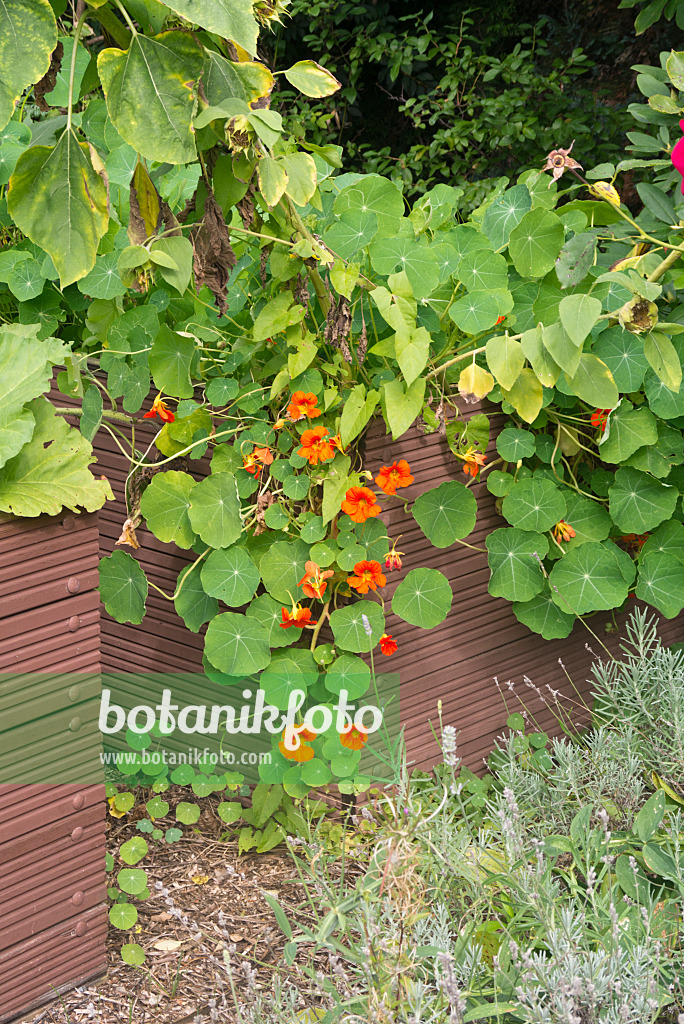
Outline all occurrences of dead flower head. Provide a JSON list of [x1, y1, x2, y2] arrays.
[[542, 141, 582, 187]]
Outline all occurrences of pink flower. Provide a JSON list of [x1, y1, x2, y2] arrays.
[[672, 119, 684, 194]]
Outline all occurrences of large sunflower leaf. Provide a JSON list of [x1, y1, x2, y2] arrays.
[[162, 0, 258, 55], [0, 0, 56, 131]]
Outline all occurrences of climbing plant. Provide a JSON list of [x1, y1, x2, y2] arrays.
[[3, 3, 684, 798]]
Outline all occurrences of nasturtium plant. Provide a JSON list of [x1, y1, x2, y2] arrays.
[[3, 3, 684, 798]]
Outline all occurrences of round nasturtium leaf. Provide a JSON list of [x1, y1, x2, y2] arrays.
[[487, 470, 515, 497], [121, 943, 146, 966], [175, 801, 200, 824], [391, 567, 453, 628], [457, 248, 509, 293], [558, 492, 612, 550], [205, 377, 239, 405], [635, 552, 684, 618], [548, 541, 630, 615], [508, 208, 564, 278], [512, 586, 575, 640], [486, 528, 549, 603], [217, 801, 243, 824], [146, 796, 169, 818], [333, 174, 404, 236], [109, 904, 138, 930], [337, 543, 367, 572], [200, 546, 260, 607], [608, 467, 679, 534], [170, 764, 195, 785], [165, 828, 183, 843], [600, 403, 658, 464], [140, 470, 196, 548], [174, 562, 218, 633], [330, 601, 385, 653], [481, 183, 532, 248], [412, 480, 477, 548], [496, 427, 536, 462], [300, 758, 333, 787], [502, 478, 566, 534], [645, 370, 684, 419], [592, 327, 649, 392], [204, 612, 271, 676], [119, 836, 148, 865], [324, 654, 371, 699], [99, 550, 148, 625], [640, 520, 684, 565], [259, 539, 311, 603], [246, 593, 302, 648], [117, 868, 148, 895], [260, 651, 307, 709], [449, 288, 512, 334], [188, 473, 242, 548]]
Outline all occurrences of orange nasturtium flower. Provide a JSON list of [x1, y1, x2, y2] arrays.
[[279, 725, 317, 762], [341, 486, 381, 523], [553, 520, 576, 544], [143, 393, 175, 423], [287, 391, 322, 422], [340, 723, 369, 751], [375, 459, 414, 496], [379, 633, 398, 657], [591, 408, 611, 433], [495, 315, 506, 326], [297, 426, 336, 466], [242, 445, 274, 477], [457, 446, 486, 478], [347, 559, 387, 595], [280, 603, 318, 629], [299, 560, 334, 600]]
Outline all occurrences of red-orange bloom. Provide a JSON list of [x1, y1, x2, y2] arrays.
[[279, 726, 316, 762], [243, 445, 274, 477], [379, 633, 398, 657], [385, 542, 404, 572], [375, 460, 414, 496], [591, 408, 611, 432], [458, 446, 486, 478], [341, 486, 381, 524], [553, 520, 576, 544], [298, 560, 334, 600], [143, 393, 175, 423], [287, 391, 322, 422], [297, 426, 336, 466], [280, 604, 318, 629], [495, 315, 506, 326], [621, 533, 650, 553], [347, 559, 386, 594], [340, 723, 369, 750]]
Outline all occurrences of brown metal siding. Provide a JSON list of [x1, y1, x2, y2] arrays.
[[0, 512, 107, 1022]]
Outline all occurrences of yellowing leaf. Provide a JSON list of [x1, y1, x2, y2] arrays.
[[283, 60, 341, 98], [192, 874, 209, 885], [0, 0, 57, 131], [108, 796, 126, 818], [258, 156, 288, 207], [458, 363, 494, 401], [589, 181, 621, 208], [501, 368, 543, 424]]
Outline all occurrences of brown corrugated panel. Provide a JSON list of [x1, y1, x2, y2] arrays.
[[0, 512, 107, 1022]]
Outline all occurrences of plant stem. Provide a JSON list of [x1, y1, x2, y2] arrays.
[[309, 601, 331, 650], [55, 407, 148, 424], [66, 7, 89, 132], [285, 198, 331, 315], [112, 0, 138, 36], [647, 246, 682, 283], [426, 345, 486, 380]]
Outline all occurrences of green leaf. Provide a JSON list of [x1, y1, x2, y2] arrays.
[[340, 386, 379, 446], [8, 130, 109, 286], [541, 323, 581, 377], [560, 492, 612, 550], [329, 601, 385, 653], [109, 904, 138, 930], [98, 32, 203, 164], [636, 182, 676, 224], [119, 836, 148, 865], [502, 478, 566, 533], [481, 184, 531, 248], [412, 480, 477, 547], [260, 651, 309, 709], [555, 230, 597, 288], [392, 567, 452, 628], [323, 211, 379, 259], [667, 48, 684, 89], [449, 289, 512, 334], [148, 325, 195, 399], [549, 541, 630, 614], [121, 942, 146, 965], [99, 550, 148, 625], [163, 0, 258, 53], [496, 427, 536, 462], [500, 368, 543, 424], [217, 801, 243, 824], [204, 612, 271, 676], [0, 0, 57, 132], [565, 355, 619, 409], [608, 467, 678, 533], [258, 156, 288, 207], [283, 60, 341, 97], [174, 563, 218, 633], [151, 236, 194, 296], [395, 326, 430, 386], [508, 209, 564, 277], [382, 378, 425, 439], [321, 453, 353, 525], [0, 325, 64, 467], [117, 868, 148, 895], [205, 377, 239, 405], [591, 327, 649, 392], [369, 238, 440, 298], [78, 251, 127, 300], [80, 385, 103, 443], [636, 552, 684, 617], [140, 471, 196, 548], [324, 654, 371, 699], [600, 402, 658, 462], [559, 294, 602, 346], [634, 791, 666, 844], [259, 539, 311, 603], [282, 152, 317, 207], [333, 175, 404, 236], [644, 331, 682, 391], [175, 801, 200, 824], [0, 397, 112, 516], [188, 473, 242, 548], [641, 520, 684, 565], [485, 334, 525, 390], [487, 471, 515, 497], [7, 257, 45, 301], [458, 249, 509, 292], [486, 528, 549, 602], [253, 291, 299, 342], [200, 546, 260, 607], [512, 586, 574, 639]]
